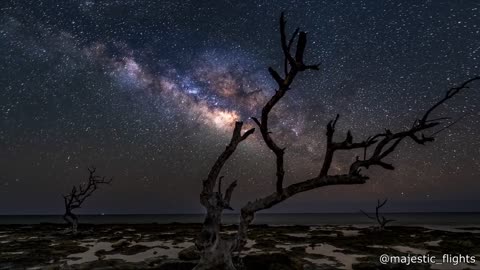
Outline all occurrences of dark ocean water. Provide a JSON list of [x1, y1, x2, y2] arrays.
[[1, 213, 480, 226]]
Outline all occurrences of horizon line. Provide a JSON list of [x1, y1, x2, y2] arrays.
[[1, 211, 480, 216]]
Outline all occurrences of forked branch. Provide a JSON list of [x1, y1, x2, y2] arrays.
[[200, 121, 254, 211], [348, 76, 479, 175], [361, 199, 395, 230], [63, 167, 112, 233], [252, 12, 320, 195], [63, 167, 112, 211]]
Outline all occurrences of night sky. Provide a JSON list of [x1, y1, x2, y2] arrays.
[[1, 0, 479, 214]]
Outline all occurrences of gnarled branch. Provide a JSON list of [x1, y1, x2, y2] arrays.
[[253, 12, 320, 195], [63, 167, 112, 233], [201, 121, 254, 209], [349, 76, 479, 175]]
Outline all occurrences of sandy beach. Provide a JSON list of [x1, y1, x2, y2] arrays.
[[1, 223, 479, 269]]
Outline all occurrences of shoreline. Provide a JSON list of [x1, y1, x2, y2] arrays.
[[1, 212, 480, 226]]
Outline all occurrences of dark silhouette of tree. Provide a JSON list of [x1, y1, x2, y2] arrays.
[[361, 199, 395, 230], [63, 167, 112, 233], [194, 12, 480, 270]]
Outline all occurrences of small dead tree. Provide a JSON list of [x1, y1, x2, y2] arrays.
[[361, 199, 395, 230], [63, 167, 112, 233], [194, 12, 479, 270]]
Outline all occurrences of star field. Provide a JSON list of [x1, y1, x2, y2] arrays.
[[0, 0, 479, 214]]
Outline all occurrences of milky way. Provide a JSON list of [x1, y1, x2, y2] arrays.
[[85, 44, 272, 132], [0, 0, 479, 214]]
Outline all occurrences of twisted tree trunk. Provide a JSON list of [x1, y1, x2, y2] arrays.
[[195, 122, 254, 269], [194, 208, 236, 270], [63, 210, 78, 234]]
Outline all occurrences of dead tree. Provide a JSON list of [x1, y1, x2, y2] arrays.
[[194, 12, 479, 270], [361, 199, 395, 230], [63, 167, 112, 233]]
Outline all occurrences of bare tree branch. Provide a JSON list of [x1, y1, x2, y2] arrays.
[[430, 113, 468, 136], [361, 199, 395, 230], [201, 121, 254, 207], [319, 114, 377, 177], [223, 180, 238, 210], [253, 12, 320, 195], [349, 76, 479, 175], [421, 77, 479, 125]]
